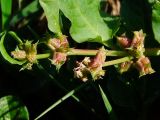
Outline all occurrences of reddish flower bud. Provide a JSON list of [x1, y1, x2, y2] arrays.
[[48, 35, 69, 52], [135, 56, 155, 77], [89, 47, 106, 68], [131, 30, 145, 49], [73, 47, 106, 81], [51, 52, 67, 70], [89, 47, 106, 80], [117, 36, 131, 48], [48, 38, 61, 50]]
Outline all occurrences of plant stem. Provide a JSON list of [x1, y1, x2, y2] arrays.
[[67, 48, 128, 56], [36, 53, 50, 59], [103, 56, 133, 67], [35, 48, 160, 60]]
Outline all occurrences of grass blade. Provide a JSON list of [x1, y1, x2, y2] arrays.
[[34, 83, 87, 120], [1, 0, 12, 30], [99, 85, 117, 120]]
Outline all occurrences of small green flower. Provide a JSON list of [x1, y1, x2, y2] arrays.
[[23, 41, 38, 63], [11, 40, 38, 70]]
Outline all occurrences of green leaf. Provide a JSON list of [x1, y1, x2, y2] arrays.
[[1, 0, 12, 30], [39, 0, 62, 36], [39, 0, 114, 46], [0, 33, 26, 65], [152, 1, 160, 43], [99, 85, 112, 113], [60, 0, 112, 43], [10, 0, 41, 27], [0, 95, 29, 120], [99, 85, 117, 120]]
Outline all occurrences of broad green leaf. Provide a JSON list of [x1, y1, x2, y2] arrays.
[[1, 0, 12, 30], [10, 0, 41, 27], [0, 95, 29, 120], [0, 33, 26, 65], [60, 0, 112, 43], [39, 0, 114, 46], [152, 1, 160, 43], [39, 0, 62, 36]]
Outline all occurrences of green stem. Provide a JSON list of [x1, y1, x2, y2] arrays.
[[68, 48, 128, 56], [103, 56, 133, 67], [36, 53, 50, 59], [35, 48, 160, 60]]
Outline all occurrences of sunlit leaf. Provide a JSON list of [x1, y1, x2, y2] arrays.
[[152, 0, 160, 43], [0, 95, 29, 120], [1, 0, 12, 30], [39, 0, 115, 47], [39, 0, 62, 36]]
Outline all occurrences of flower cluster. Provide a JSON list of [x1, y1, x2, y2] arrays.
[[47, 35, 69, 70], [11, 40, 38, 70], [74, 47, 106, 82], [10, 30, 155, 79], [117, 30, 155, 76]]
